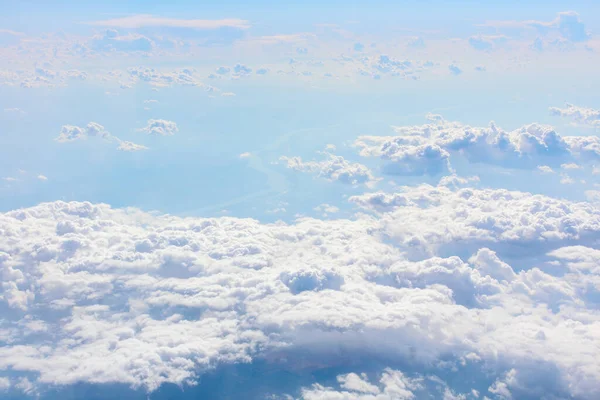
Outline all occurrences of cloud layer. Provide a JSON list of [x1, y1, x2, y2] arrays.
[[1, 182, 600, 398]]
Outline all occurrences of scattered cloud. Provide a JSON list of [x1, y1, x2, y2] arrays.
[[138, 119, 178, 136], [550, 103, 600, 128], [280, 152, 378, 186]]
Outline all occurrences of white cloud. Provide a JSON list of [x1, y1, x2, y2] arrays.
[[481, 11, 590, 43], [354, 115, 600, 176], [55, 122, 111, 142], [537, 165, 555, 174], [3, 107, 25, 115], [0, 188, 600, 398], [117, 140, 149, 152], [280, 152, 378, 186], [37, 175, 48, 181], [239, 152, 251, 159], [56, 122, 147, 151], [87, 15, 250, 30], [138, 119, 178, 136], [468, 35, 508, 51], [549, 103, 600, 128]]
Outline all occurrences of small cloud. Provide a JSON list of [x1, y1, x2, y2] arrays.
[[4, 108, 25, 115], [55, 122, 111, 143], [117, 141, 148, 152], [143, 99, 158, 104], [561, 162, 581, 170], [138, 119, 178, 136], [221, 92, 236, 97], [239, 152, 251, 159], [37, 175, 48, 181], [2, 177, 17, 182], [537, 165, 555, 174]]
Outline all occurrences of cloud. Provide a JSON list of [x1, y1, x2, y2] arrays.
[[1, 190, 600, 398], [90, 29, 153, 52], [280, 152, 378, 186], [468, 35, 508, 51], [56, 122, 147, 151], [138, 119, 178, 136], [37, 175, 48, 181], [239, 152, 251, 159], [87, 15, 250, 30], [55, 122, 111, 142], [481, 11, 590, 43], [350, 183, 600, 261], [549, 103, 600, 128], [117, 140, 149, 152], [127, 67, 206, 88], [354, 115, 600, 176]]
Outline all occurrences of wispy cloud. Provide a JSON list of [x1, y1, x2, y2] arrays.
[[86, 15, 250, 30]]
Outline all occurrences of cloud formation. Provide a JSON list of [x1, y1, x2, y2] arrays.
[[550, 103, 600, 128], [0, 188, 600, 398], [280, 152, 377, 185], [354, 115, 600, 176], [55, 122, 147, 151], [138, 119, 178, 136]]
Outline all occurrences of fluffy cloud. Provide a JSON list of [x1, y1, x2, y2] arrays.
[[354, 115, 600, 176], [0, 188, 600, 398], [549, 103, 600, 128], [56, 122, 147, 151], [280, 152, 378, 186], [138, 119, 178, 136], [55, 122, 111, 142]]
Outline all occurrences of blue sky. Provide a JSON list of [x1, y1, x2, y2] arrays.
[[1, 1, 600, 399]]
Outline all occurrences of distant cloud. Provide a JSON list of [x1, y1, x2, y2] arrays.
[[481, 11, 590, 43], [355, 115, 600, 176], [117, 140, 149, 152], [549, 103, 600, 128], [138, 119, 178, 136], [56, 122, 147, 151], [37, 175, 48, 181], [280, 152, 378, 186], [468, 35, 508, 51], [55, 122, 111, 142], [239, 152, 251, 159], [87, 15, 250, 30]]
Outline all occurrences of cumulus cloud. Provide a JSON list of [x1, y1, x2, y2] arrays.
[[280, 152, 378, 186], [56, 122, 147, 151], [55, 122, 111, 142], [549, 103, 600, 128], [0, 190, 600, 398], [138, 119, 178, 136], [354, 115, 600, 176]]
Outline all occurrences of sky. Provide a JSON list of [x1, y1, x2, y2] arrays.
[[1, 1, 600, 399]]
